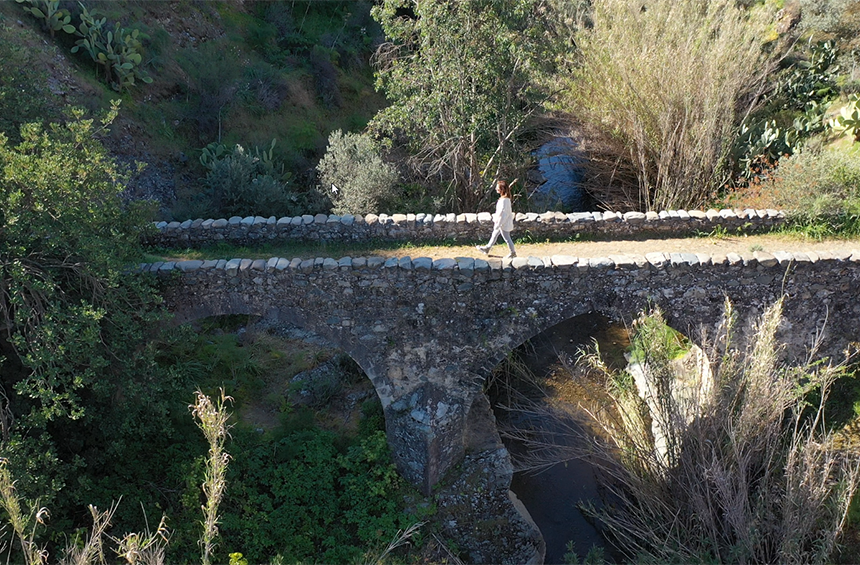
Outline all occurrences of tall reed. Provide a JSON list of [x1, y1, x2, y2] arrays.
[[567, 0, 781, 211], [507, 299, 860, 563]]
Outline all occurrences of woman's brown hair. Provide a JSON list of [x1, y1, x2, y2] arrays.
[[496, 180, 511, 198]]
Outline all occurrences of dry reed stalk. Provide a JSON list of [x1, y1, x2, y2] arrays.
[[505, 298, 860, 563], [0, 458, 48, 565], [567, 0, 783, 211], [107, 512, 169, 565], [361, 521, 425, 565], [59, 502, 118, 565], [190, 389, 233, 565]]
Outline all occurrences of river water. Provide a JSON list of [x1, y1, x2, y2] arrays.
[[530, 137, 590, 213], [490, 313, 630, 564]]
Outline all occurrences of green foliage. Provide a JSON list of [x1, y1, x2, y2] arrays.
[[15, 0, 152, 92], [14, 0, 75, 37], [370, 0, 566, 211], [779, 40, 841, 113], [69, 4, 153, 92], [563, 541, 606, 565], [219, 422, 420, 564], [317, 130, 399, 215], [763, 143, 860, 236], [0, 17, 59, 142], [195, 140, 324, 218], [626, 312, 690, 364], [0, 103, 158, 425], [567, 0, 780, 211], [797, 0, 859, 41], [735, 40, 843, 181], [0, 107, 208, 559], [734, 119, 798, 180]]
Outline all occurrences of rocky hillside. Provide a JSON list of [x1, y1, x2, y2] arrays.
[[0, 0, 386, 218]]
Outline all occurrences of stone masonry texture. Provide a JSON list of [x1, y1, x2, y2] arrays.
[[147, 208, 786, 248], [150, 248, 860, 495]]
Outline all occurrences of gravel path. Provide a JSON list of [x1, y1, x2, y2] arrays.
[[370, 233, 860, 261]]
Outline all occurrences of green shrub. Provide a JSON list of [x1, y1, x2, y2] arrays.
[[797, 0, 858, 39], [829, 93, 860, 142], [310, 45, 342, 108], [176, 41, 244, 142], [0, 18, 59, 141], [317, 130, 399, 215], [766, 143, 860, 229], [219, 424, 420, 564], [198, 141, 322, 218]]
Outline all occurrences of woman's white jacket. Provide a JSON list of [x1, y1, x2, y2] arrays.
[[493, 197, 514, 231]]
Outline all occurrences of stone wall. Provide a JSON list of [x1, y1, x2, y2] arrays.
[[150, 235, 858, 564], [147, 208, 786, 247], [152, 246, 860, 495]]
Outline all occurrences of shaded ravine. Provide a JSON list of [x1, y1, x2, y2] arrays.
[[490, 313, 630, 564]]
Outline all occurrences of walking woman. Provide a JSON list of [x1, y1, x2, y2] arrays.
[[476, 179, 516, 259]]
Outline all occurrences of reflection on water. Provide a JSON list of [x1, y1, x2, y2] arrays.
[[490, 313, 629, 564], [531, 137, 589, 213]]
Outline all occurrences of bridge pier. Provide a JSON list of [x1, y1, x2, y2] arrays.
[[383, 381, 480, 495]]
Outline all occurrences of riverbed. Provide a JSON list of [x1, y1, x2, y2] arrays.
[[489, 313, 630, 564]]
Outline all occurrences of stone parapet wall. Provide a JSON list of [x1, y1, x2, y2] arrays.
[[144, 247, 856, 282], [147, 208, 787, 248]]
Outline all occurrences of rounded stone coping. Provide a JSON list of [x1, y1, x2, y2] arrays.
[[147, 208, 789, 249], [141, 248, 860, 275], [155, 208, 784, 232]]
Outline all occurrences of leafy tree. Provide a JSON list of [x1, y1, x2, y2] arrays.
[[370, 0, 567, 211], [0, 102, 178, 522]]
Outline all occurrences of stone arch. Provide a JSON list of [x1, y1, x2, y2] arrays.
[[168, 296, 397, 419], [472, 288, 712, 383]]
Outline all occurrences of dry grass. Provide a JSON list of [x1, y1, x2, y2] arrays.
[[0, 464, 170, 565], [566, 0, 782, 211], [506, 299, 860, 563]]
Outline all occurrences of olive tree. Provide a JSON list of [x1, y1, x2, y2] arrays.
[[316, 130, 399, 215], [370, 0, 569, 211]]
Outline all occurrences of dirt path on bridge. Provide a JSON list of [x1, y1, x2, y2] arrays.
[[156, 233, 860, 263], [374, 233, 860, 261]]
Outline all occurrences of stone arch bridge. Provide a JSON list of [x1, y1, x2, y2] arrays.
[[153, 250, 860, 494]]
